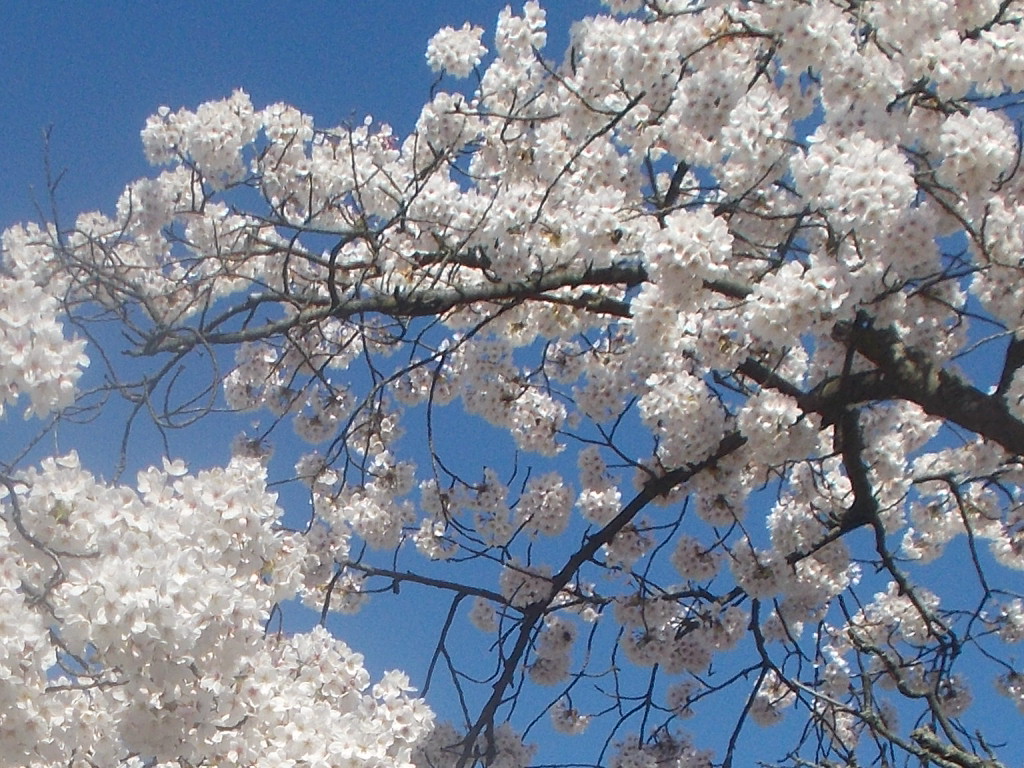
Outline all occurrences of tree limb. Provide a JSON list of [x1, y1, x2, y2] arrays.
[[833, 320, 1024, 456]]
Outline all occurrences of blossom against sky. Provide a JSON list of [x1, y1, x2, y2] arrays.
[[4, 4, 1024, 767], [0, 2, 587, 228], [0, 0, 590, 746]]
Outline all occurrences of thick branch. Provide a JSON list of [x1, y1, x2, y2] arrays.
[[834, 406, 879, 531], [995, 334, 1024, 399], [142, 262, 648, 354], [911, 726, 1004, 768], [738, 358, 897, 415], [833, 320, 1024, 456]]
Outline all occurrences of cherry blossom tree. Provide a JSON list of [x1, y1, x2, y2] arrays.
[[3, 1, 1024, 767]]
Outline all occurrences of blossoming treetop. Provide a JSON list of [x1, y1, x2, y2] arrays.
[[3, 1, 1024, 766]]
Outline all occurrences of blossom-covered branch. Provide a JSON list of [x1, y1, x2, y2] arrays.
[[2, 1, 1024, 767]]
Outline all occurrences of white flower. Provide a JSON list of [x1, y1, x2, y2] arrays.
[[425, 22, 487, 77], [792, 130, 915, 234], [517, 471, 573, 536], [551, 699, 590, 734], [0, 261, 89, 419], [671, 535, 720, 581]]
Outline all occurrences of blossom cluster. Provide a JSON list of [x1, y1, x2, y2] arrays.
[[0, 274, 87, 418], [528, 615, 576, 685], [0, 454, 432, 766], [426, 22, 487, 78], [0, 227, 88, 419]]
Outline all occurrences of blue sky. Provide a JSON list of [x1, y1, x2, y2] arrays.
[[0, 0, 597, 522]]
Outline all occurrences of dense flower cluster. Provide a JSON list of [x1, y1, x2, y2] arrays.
[[528, 615, 576, 684], [550, 698, 590, 734], [0, 454, 432, 766], [0, 274, 87, 418], [426, 22, 487, 78], [0, 227, 88, 418], [516, 471, 572, 536]]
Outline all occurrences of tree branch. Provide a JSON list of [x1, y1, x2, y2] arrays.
[[456, 430, 747, 768], [141, 262, 648, 354], [833, 320, 1024, 456]]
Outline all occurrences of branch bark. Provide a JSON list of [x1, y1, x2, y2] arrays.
[[140, 262, 648, 354], [832, 320, 1024, 456]]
